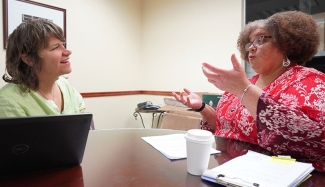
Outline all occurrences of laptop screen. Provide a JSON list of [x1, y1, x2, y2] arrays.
[[0, 113, 92, 176]]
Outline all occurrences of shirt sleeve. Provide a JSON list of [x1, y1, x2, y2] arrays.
[[0, 95, 26, 117], [256, 91, 325, 171], [200, 118, 215, 133], [59, 77, 86, 113], [78, 93, 86, 113]]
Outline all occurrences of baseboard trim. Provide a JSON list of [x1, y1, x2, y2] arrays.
[[81, 90, 173, 98]]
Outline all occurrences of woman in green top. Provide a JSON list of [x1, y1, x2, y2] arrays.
[[0, 19, 86, 118]]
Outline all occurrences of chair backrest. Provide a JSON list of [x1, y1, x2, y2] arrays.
[[160, 113, 201, 131], [168, 110, 202, 118]]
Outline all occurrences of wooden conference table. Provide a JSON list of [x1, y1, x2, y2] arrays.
[[0, 129, 324, 187]]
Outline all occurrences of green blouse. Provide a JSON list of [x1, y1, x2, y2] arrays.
[[0, 76, 86, 117]]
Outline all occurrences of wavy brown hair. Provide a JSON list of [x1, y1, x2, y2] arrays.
[[3, 19, 66, 92], [237, 11, 320, 65]]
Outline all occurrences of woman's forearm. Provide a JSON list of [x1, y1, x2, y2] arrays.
[[238, 84, 263, 119], [199, 104, 217, 131]]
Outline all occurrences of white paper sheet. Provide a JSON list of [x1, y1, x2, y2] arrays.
[[142, 134, 220, 159]]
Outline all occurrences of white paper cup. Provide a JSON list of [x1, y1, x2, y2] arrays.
[[184, 129, 214, 175]]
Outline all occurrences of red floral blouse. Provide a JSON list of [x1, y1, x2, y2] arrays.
[[201, 64, 325, 172]]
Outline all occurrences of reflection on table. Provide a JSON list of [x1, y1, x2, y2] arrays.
[[0, 129, 324, 187]]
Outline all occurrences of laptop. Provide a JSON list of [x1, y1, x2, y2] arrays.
[[0, 113, 92, 176]]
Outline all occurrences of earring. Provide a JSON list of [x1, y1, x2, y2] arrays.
[[283, 55, 290, 67]]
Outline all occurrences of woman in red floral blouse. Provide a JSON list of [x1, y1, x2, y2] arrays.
[[173, 11, 325, 172]]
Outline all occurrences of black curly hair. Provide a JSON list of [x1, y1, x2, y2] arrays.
[[237, 11, 320, 65]]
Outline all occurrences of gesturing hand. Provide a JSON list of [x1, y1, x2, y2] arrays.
[[172, 88, 202, 109], [202, 54, 251, 96]]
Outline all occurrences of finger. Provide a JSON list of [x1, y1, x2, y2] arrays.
[[208, 78, 224, 85], [183, 88, 192, 95], [172, 92, 181, 102], [172, 92, 178, 99], [172, 91, 180, 97], [186, 97, 191, 106], [202, 62, 221, 73], [179, 92, 186, 102], [202, 66, 219, 78], [172, 91, 185, 102], [231, 54, 242, 71]]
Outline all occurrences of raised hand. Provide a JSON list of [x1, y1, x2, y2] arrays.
[[172, 88, 202, 109], [201, 54, 251, 96]]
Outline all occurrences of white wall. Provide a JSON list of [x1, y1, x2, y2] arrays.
[[0, 0, 243, 129], [142, 0, 242, 92]]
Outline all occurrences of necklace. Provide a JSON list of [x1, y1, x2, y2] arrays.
[[38, 85, 54, 100]]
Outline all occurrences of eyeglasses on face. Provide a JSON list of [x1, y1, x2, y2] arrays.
[[244, 35, 272, 51]]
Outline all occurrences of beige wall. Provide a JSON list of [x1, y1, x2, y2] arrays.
[[0, 0, 242, 129], [142, 0, 242, 91]]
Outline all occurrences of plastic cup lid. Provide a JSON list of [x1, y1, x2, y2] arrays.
[[185, 129, 214, 142]]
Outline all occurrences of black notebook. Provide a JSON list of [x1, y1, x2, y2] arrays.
[[0, 113, 92, 176]]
